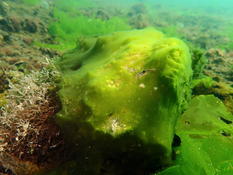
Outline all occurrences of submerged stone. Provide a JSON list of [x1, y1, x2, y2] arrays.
[[56, 28, 192, 174]]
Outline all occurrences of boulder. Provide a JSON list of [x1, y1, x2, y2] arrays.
[[56, 28, 192, 174]]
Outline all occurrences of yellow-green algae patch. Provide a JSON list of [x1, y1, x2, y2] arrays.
[[56, 28, 192, 174], [159, 95, 233, 175]]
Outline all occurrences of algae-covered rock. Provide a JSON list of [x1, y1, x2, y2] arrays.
[[56, 28, 192, 174], [159, 95, 233, 175]]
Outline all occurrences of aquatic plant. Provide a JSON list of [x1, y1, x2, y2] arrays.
[[229, 64, 233, 70], [0, 61, 62, 174], [190, 48, 208, 79], [192, 76, 214, 95], [218, 26, 233, 50], [54, 0, 94, 11], [21, 0, 41, 5], [55, 28, 192, 174], [159, 95, 233, 175], [46, 10, 131, 50], [0, 69, 10, 93], [2, 0, 233, 174], [159, 25, 181, 38]]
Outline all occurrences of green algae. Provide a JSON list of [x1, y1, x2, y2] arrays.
[[190, 48, 208, 79], [192, 76, 214, 92], [219, 26, 233, 51], [54, 0, 94, 11], [3, 0, 233, 174], [46, 9, 130, 49], [21, 0, 41, 5], [0, 93, 7, 108], [159, 95, 233, 175], [35, 0, 131, 51], [55, 28, 192, 174]]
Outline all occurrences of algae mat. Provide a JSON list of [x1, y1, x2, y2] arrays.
[[55, 28, 192, 174], [159, 95, 233, 175]]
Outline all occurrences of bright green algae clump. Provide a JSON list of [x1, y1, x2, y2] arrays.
[[56, 28, 192, 174], [159, 95, 233, 175]]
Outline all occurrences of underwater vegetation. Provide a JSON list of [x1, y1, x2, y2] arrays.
[[47, 11, 131, 50], [54, 28, 192, 174], [21, 0, 41, 5], [1, 0, 233, 174], [0, 61, 63, 174], [37, 1, 131, 51], [44, 27, 233, 175], [54, 0, 94, 11], [190, 48, 208, 79], [159, 95, 233, 175], [219, 26, 233, 51]]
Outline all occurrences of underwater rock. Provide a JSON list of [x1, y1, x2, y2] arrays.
[[0, 31, 12, 43], [128, 3, 150, 29], [0, 15, 46, 33], [159, 95, 233, 175], [0, 16, 21, 32], [95, 9, 110, 20], [129, 13, 150, 29], [0, 153, 40, 175], [128, 3, 147, 17], [39, 47, 61, 58], [23, 18, 38, 33], [204, 48, 233, 86], [56, 28, 192, 174]]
